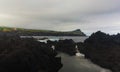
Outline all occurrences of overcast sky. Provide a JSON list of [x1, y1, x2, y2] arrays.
[[0, 0, 120, 35]]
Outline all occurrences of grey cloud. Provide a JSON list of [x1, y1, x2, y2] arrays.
[[0, 0, 120, 35]]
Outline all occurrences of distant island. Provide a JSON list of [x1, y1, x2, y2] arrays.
[[0, 26, 86, 36]]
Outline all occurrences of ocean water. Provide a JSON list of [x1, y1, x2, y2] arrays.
[[21, 36, 89, 42]]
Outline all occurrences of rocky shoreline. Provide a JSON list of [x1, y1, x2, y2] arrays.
[[0, 31, 120, 72]]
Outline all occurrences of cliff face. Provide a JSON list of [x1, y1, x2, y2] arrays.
[[70, 29, 86, 36], [0, 27, 86, 36]]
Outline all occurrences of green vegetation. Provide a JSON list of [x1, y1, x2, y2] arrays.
[[0, 26, 86, 36]]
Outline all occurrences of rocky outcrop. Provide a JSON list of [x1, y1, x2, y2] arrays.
[[82, 31, 120, 72], [0, 34, 62, 72]]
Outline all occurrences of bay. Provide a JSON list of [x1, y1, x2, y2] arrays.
[[21, 36, 89, 42]]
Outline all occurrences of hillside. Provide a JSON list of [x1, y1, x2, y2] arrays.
[[0, 27, 86, 36]]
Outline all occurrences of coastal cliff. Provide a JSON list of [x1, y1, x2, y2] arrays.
[[0, 27, 86, 36]]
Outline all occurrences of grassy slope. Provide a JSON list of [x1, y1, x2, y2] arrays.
[[0, 26, 86, 36]]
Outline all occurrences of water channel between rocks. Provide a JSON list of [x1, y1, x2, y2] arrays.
[[58, 53, 111, 72]]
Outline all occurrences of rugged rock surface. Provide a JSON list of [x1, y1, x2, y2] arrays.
[[0, 34, 62, 72], [82, 31, 120, 72]]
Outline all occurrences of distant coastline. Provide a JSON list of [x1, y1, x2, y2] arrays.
[[0, 26, 86, 36]]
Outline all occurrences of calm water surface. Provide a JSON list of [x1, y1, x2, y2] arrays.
[[58, 53, 111, 72], [21, 36, 89, 42]]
